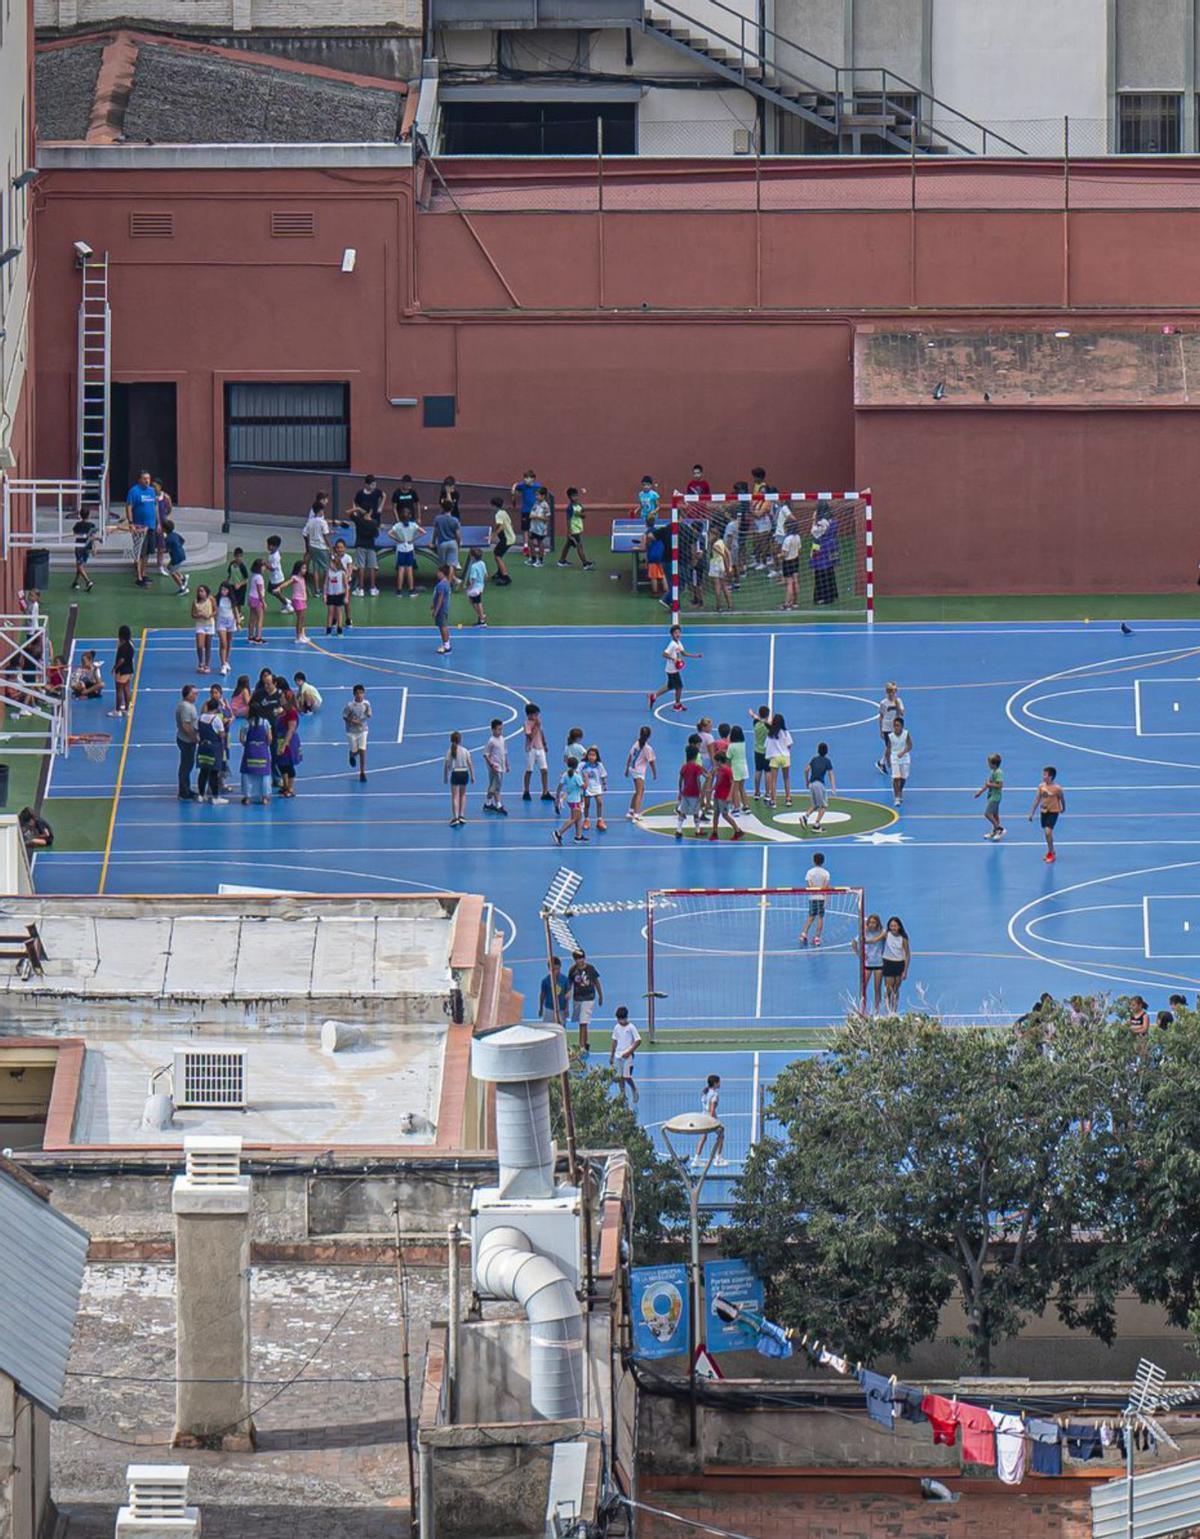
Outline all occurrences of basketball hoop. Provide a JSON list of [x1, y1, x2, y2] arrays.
[[68, 731, 113, 763]]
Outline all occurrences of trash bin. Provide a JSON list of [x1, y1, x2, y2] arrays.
[[23, 549, 49, 592], [0, 765, 11, 808]]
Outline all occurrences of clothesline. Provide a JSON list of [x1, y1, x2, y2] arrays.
[[792, 1331, 1156, 1485]]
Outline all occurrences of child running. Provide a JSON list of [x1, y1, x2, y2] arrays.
[[266, 535, 292, 612], [975, 753, 1006, 840], [343, 683, 372, 783], [581, 746, 608, 831], [675, 745, 705, 838], [649, 625, 702, 713], [802, 741, 836, 829], [798, 852, 831, 946], [482, 719, 509, 815], [553, 757, 588, 845], [625, 726, 657, 819], [1029, 766, 1065, 863], [708, 751, 742, 841], [693, 1075, 726, 1167]]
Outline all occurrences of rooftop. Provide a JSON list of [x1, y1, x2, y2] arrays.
[[36, 30, 413, 147]]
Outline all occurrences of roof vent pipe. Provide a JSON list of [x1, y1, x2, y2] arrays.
[[471, 1024, 567, 1200], [475, 1225, 583, 1420]]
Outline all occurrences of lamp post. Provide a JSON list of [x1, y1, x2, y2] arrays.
[[660, 1110, 724, 1449]]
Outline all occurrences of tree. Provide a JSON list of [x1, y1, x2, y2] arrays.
[[550, 1064, 694, 1265], [726, 1006, 1134, 1373]]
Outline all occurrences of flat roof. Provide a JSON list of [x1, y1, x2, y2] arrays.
[[73, 1029, 445, 1146]]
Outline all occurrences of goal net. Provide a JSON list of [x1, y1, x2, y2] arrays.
[[645, 886, 866, 1039], [669, 491, 872, 619]]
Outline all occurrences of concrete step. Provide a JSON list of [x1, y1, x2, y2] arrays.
[[44, 509, 228, 570]]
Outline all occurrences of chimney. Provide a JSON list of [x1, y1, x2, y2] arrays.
[[115, 1465, 199, 1538], [171, 1135, 254, 1449]]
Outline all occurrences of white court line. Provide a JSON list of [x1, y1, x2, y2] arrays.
[[1134, 680, 1144, 738], [754, 845, 769, 1019], [396, 686, 409, 744], [1142, 893, 1152, 958]]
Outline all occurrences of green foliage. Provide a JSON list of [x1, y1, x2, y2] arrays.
[[726, 1003, 1149, 1373], [551, 1063, 695, 1265]]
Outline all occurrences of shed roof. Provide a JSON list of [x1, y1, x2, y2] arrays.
[[0, 1156, 89, 1414]]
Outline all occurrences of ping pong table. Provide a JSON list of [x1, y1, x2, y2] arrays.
[[611, 517, 650, 587]]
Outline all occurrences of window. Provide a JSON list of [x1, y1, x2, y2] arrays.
[[423, 395, 456, 428], [225, 383, 349, 469], [441, 101, 636, 156], [1118, 93, 1181, 153]]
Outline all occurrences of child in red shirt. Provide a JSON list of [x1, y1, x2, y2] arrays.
[[709, 752, 743, 842]]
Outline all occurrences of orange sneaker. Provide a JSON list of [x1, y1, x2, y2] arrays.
[[597, 818, 607, 831], [582, 818, 591, 829]]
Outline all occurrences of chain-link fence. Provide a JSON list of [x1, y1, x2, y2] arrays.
[[421, 116, 1200, 214]]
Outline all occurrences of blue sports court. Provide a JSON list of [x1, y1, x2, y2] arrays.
[[35, 618, 1200, 1195]]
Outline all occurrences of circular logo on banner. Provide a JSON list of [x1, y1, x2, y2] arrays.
[[636, 797, 898, 843], [643, 1282, 685, 1343]]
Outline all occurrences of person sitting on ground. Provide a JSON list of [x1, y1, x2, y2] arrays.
[[293, 672, 323, 714], [18, 806, 53, 851], [71, 650, 103, 699]]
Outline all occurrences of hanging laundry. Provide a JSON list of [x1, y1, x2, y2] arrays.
[[892, 1383, 927, 1424], [1066, 1422, 1102, 1461], [1027, 1417, 1062, 1476], [921, 1393, 959, 1447], [954, 1402, 996, 1466], [988, 1411, 1026, 1484], [1100, 1423, 1114, 1449], [856, 1369, 896, 1431], [818, 1348, 849, 1374], [1116, 1429, 1126, 1461]]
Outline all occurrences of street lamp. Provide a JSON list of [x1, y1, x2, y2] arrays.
[[661, 1110, 724, 1449]]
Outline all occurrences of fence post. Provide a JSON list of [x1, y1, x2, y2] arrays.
[[1062, 115, 1071, 308], [597, 116, 606, 310]]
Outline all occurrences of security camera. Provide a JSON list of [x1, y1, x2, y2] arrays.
[[341, 247, 357, 274], [73, 240, 93, 264]]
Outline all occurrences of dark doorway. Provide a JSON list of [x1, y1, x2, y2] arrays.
[[441, 102, 636, 156], [111, 382, 178, 502]]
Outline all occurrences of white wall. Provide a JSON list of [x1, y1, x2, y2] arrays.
[[0, 0, 32, 471], [931, 0, 1108, 142]]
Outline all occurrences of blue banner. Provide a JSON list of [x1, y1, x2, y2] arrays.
[[630, 1264, 690, 1359], [704, 1259, 766, 1354]]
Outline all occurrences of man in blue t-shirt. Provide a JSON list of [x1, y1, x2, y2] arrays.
[[431, 566, 452, 655], [126, 470, 160, 587]]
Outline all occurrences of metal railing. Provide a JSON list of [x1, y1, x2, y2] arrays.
[[2, 479, 92, 554]]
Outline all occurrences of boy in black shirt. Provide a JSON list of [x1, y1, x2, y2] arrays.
[[72, 510, 98, 592], [226, 547, 249, 607]]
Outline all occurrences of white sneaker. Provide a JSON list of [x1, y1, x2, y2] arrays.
[[437, 643, 449, 653], [220, 664, 230, 675], [210, 797, 229, 806], [369, 587, 379, 597], [281, 601, 294, 613], [297, 635, 312, 644]]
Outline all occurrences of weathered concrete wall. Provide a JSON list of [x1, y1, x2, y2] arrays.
[[433, 1443, 554, 1539], [23, 1159, 490, 1243], [0, 1372, 50, 1539]]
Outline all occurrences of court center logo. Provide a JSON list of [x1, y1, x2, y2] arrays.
[[636, 797, 898, 842]]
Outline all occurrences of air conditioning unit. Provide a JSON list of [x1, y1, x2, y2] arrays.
[[733, 127, 755, 154], [173, 1048, 246, 1109], [471, 1188, 583, 1291]]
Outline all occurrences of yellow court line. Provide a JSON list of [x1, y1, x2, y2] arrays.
[[98, 627, 147, 895]]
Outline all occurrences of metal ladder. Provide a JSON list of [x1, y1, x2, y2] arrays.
[[76, 253, 110, 515]]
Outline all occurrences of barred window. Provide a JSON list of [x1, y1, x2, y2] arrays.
[[225, 382, 349, 469], [1117, 93, 1181, 154]]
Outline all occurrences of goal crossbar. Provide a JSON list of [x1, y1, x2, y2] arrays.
[[645, 885, 867, 1039]]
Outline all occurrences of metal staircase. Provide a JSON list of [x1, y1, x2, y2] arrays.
[[76, 252, 110, 514], [642, 0, 1028, 156]]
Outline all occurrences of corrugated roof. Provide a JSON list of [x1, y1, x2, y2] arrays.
[[0, 1158, 89, 1415]]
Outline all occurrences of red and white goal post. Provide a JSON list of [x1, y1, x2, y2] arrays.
[[644, 885, 867, 1041], [665, 489, 873, 622]]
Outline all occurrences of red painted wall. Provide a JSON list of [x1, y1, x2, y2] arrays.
[[28, 161, 1200, 591], [857, 408, 1200, 594]]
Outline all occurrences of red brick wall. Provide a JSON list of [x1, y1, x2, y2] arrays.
[[637, 1490, 1095, 1539]]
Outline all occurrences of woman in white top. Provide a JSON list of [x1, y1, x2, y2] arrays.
[[886, 714, 913, 809], [624, 725, 657, 819], [881, 916, 910, 1013], [443, 730, 475, 827], [708, 537, 732, 612], [764, 711, 793, 807]]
